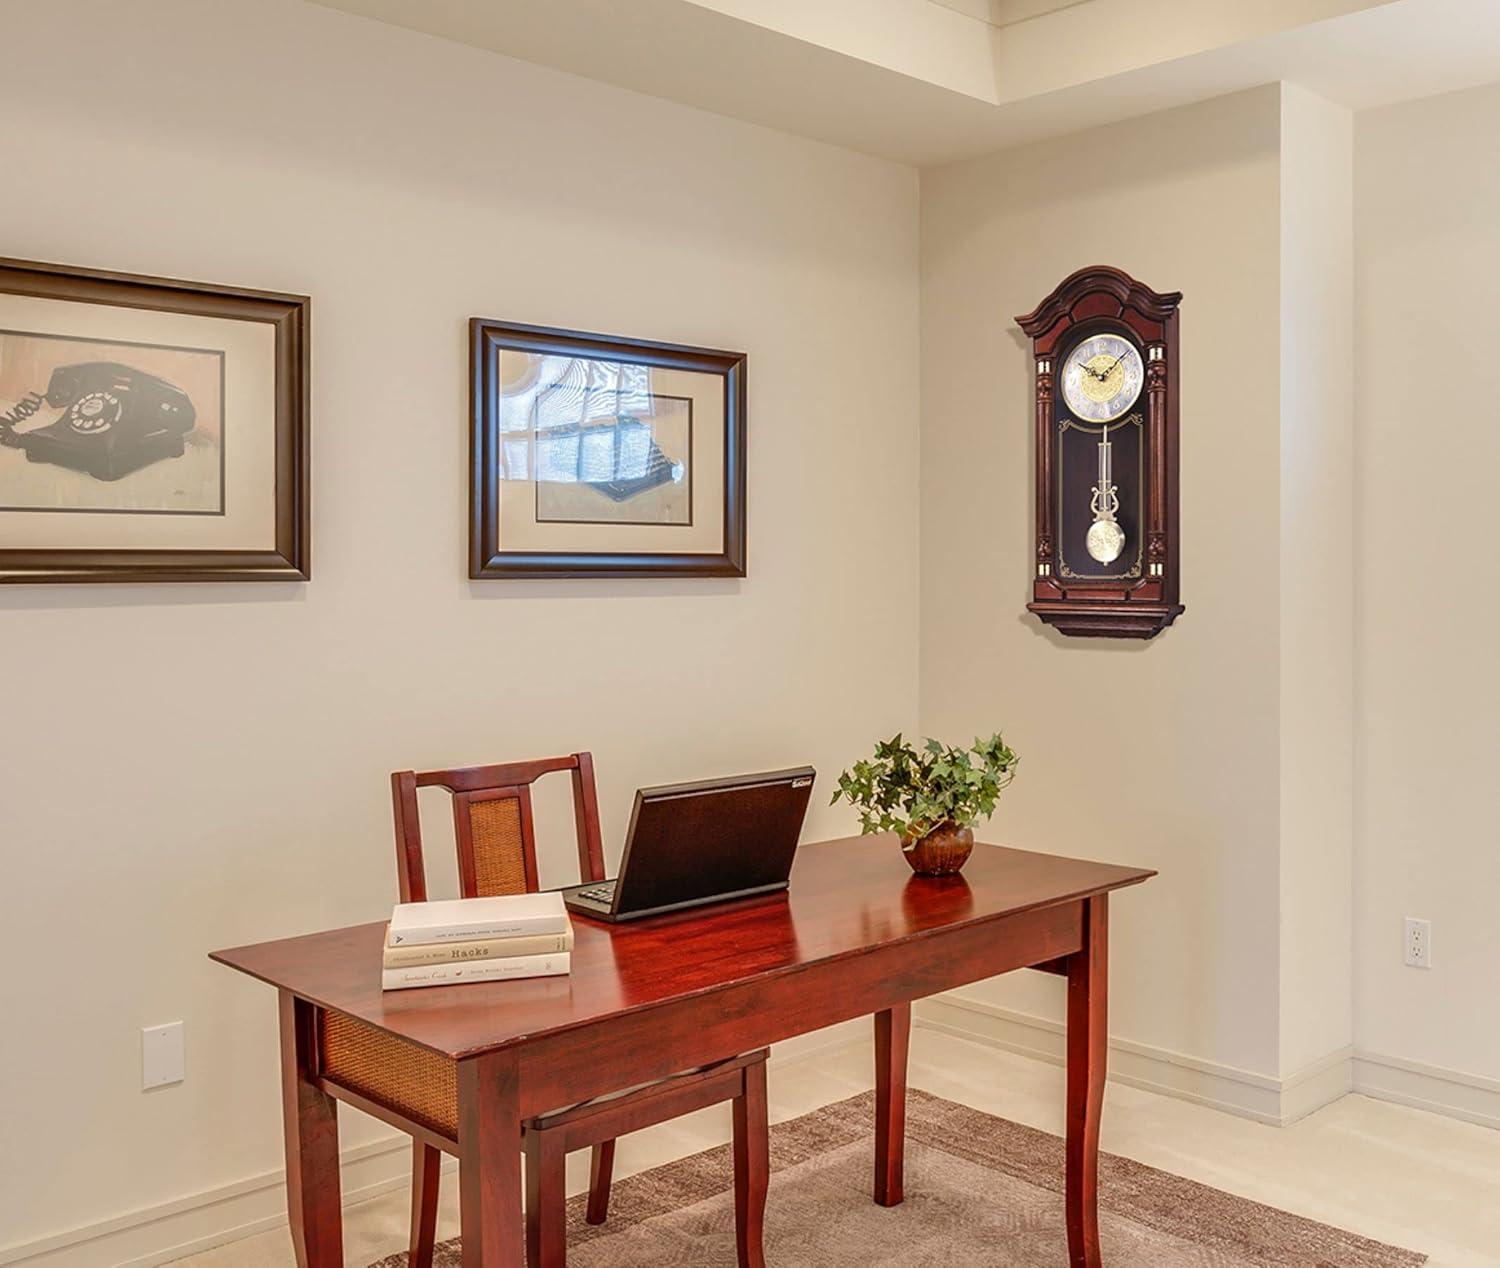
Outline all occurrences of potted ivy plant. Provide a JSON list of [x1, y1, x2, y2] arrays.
[[832, 733, 1018, 876]]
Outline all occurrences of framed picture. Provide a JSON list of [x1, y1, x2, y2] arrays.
[[470, 319, 746, 578], [0, 256, 309, 584]]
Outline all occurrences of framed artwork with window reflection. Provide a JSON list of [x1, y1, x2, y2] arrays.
[[469, 319, 745, 577]]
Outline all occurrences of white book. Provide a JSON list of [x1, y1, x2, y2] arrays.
[[388, 891, 570, 946], [382, 926, 575, 968], [381, 952, 571, 992]]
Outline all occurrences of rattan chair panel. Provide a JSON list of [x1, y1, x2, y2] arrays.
[[468, 796, 528, 897], [320, 1009, 458, 1140]]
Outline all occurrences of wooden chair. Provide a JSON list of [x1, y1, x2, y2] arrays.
[[390, 752, 771, 1268]]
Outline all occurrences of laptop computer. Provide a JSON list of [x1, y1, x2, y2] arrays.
[[560, 766, 815, 922]]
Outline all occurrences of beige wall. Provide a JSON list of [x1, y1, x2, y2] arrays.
[[920, 74, 1498, 1112], [919, 88, 1287, 1077], [1354, 80, 1500, 1081], [0, 0, 919, 1255]]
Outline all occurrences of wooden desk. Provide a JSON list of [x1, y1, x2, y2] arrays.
[[212, 838, 1153, 1268]]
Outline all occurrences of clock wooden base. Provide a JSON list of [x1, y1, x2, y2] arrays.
[[1026, 599, 1184, 640]]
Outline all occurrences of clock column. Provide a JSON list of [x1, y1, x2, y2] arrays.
[[1035, 355, 1055, 579], [1145, 343, 1168, 580]]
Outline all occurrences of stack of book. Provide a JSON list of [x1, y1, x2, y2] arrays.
[[381, 891, 574, 991]]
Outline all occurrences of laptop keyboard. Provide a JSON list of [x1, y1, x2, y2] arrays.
[[576, 881, 617, 904]]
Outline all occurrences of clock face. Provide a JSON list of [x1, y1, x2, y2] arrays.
[[1060, 333, 1144, 423]]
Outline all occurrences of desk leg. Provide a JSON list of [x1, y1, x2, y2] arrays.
[[874, 1002, 911, 1207], [458, 1051, 524, 1267], [733, 1059, 769, 1268], [278, 992, 342, 1268], [1065, 894, 1108, 1268]]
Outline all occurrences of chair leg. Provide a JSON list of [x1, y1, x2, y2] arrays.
[[732, 1061, 770, 1268], [524, 1128, 569, 1268], [408, 1141, 442, 1268], [585, 1140, 616, 1225]]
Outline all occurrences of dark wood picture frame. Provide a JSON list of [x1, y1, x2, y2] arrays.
[[1017, 266, 1183, 639], [0, 256, 309, 585], [470, 318, 747, 579]]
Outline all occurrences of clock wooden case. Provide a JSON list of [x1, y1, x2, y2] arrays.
[[1017, 265, 1183, 639]]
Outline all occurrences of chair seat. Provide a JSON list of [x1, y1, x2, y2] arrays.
[[531, 1051, 768, 1136]]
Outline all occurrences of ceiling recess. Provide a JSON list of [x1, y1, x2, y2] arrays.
[[927, 0, 1093, 27], [311, 0, 1500, 166]]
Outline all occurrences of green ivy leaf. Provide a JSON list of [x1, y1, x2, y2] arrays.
[[829, 730, 1020, 841]]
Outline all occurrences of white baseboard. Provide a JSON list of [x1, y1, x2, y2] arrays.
[[1352, 1049, 1500, 1131], [0, 1133, 429, 1268], [1281, 1044, 1355, 1124], [915, 992, 1500, 1134], [0, 1020, 870, 1268], [914, 992, 1352, 1126]]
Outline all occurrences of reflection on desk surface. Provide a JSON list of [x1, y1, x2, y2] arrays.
[[210, 838, 1154, 1058]]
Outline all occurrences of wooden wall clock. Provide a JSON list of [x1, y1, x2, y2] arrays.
[[1017, 265, 1183, 639]]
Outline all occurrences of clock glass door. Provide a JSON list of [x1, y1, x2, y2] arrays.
[[1055, 329, 1144, 581]]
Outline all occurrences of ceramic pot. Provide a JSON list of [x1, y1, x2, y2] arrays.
[[902, 821, 974, 876]]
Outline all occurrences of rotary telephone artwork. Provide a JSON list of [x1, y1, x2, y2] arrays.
[[0, 361, 197, 483]]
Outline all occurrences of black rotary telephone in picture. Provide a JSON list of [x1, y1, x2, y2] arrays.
[[0, 362, 197, 482]]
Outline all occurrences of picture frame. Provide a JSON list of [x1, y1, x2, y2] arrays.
[[0, 256, 309, 584], [470, 318, 746, 578]]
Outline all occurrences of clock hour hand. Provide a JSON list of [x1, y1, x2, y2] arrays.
[[1083, 349, 1127, 381]]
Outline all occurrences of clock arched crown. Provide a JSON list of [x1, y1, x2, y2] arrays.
[[1015, 265, 1183, 343]]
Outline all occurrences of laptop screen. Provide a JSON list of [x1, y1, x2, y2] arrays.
[[611, 768, 815, 916]]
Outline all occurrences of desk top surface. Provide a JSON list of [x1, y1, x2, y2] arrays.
[[211, 837, 1153, 1060]]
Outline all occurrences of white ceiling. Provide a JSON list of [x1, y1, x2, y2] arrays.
[[309, 0, 1500, 166]]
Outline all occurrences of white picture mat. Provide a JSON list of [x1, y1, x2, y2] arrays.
[[0, 292, 278, 551], [496, 354, 725, 555]]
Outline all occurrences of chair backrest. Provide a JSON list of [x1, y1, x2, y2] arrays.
[[390, 752, 606, 903]]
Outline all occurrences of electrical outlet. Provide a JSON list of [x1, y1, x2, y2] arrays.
[[1403, 917, 1432, 970], [142, 1021, 185, 1089]]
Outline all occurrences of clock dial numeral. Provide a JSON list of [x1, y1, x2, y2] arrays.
[[1060, 333, 1144, 423]]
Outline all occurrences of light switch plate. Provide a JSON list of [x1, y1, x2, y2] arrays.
[[142, 1022, 185, 1089]]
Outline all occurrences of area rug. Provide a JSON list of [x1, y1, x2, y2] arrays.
[[370, 1088, 1426, 1266]]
